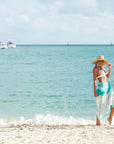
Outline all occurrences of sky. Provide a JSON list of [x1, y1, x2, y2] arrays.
[[0, 0, 114, 44]]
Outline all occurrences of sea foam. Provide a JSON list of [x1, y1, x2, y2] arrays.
[[1, 114, 112, 126]]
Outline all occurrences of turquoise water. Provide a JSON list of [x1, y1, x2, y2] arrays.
[[0, 45, 114, 125]]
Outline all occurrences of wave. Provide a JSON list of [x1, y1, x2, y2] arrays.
[[0, 114, 113, 126]]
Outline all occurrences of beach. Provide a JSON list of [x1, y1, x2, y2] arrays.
[[0, 124, 114, 144]]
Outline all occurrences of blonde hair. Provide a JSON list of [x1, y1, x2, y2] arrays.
[[95, 63, 101, 75]]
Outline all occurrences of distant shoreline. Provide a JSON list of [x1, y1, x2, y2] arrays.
[[17, 44, 114, 46]]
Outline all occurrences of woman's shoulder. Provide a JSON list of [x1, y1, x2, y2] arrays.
[[92, 66, 98, 73]]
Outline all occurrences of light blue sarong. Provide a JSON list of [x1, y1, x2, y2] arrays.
[[96, 82, 114, 120]]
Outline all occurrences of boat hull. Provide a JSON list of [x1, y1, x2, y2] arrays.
[[0, 45, 8, 49], [8, 44, 16, 48]]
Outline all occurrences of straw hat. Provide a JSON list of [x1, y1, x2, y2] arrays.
[[91, 55, 109, 65]]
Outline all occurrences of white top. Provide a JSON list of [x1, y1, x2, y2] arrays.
[[97, 70, 107, 79]]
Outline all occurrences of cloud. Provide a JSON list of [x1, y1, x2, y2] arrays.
[[59, 0, 97, 16], [19, 14, 30, 23], [0, 5, 7, 16], [5, 17, 15, 25]]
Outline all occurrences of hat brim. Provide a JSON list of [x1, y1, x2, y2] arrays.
[[91, 60, 109, 65]]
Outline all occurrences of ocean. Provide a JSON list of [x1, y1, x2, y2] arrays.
[[0, 45, 114, 125]]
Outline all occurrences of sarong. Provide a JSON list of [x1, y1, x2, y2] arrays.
[[96, 82, 114, 120]]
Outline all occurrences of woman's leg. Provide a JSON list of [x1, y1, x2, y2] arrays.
[[96, 116, 101, 125], [108, 106, 114, 125]]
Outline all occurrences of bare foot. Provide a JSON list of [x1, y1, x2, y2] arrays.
[[96, 117, 102, 126], [96, 122, 102, 126], [107, 117, 112, 125]]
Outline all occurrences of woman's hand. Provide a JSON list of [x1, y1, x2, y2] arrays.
[[108, 63, 112, 69], [94, 93, 98, 97]]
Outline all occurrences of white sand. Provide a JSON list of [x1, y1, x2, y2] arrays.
[[0, 125, 114, 144]]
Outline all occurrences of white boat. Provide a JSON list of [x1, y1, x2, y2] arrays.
[[7, 41, 16, 48], [0, 42, 8, 49]]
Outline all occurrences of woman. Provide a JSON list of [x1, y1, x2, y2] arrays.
[[92, 55, 114, 125]]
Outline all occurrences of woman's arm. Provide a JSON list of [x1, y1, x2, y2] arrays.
[[106, 63, 112, 78], [92, 67, 98, 97]]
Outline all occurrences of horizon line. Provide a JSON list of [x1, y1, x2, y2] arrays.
[[16, 43, 114, 46]]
